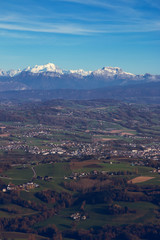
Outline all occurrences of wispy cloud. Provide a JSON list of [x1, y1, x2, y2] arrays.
[[144, 0, 160, 10], [0, 19, 160, 36], [58, 0, 141, 15], [0, 30, 36, 39], [0, 22, 102, 35], [57, 0, 113, 8], [0, 0, 160, 38], [59, 0, 160, 20]]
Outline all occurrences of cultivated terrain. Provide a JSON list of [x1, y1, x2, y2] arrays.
[[0, 99, 159, 240]]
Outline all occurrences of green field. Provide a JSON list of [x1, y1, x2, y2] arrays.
[[0, 203, 37, 218], [35, 201, 159, 231], [2, 161, 159, 188], [0, 232, 48, 240], [2, 166, 33, 185]]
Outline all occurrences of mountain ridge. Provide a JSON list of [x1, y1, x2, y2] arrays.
[[0, 62, 159, 78], [0, 82, 159, 104], [0, 63, 160, 91]]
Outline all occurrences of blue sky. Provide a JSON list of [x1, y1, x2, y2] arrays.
[[0, 0, 160, 74]]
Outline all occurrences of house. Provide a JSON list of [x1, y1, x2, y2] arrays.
[[70, 212, 80, 220], [82, 215, 87, 220]]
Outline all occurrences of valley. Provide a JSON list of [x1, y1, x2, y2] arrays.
[[0, 99, 159, 239]]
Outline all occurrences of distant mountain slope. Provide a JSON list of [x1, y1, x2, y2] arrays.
[[0, 63, 160, 91], [0, 82, 159, 104]]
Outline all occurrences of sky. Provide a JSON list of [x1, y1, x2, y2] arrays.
[[0, 0, 160, 74]]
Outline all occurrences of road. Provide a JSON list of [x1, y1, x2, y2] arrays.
[[31, 166, 37, 179]]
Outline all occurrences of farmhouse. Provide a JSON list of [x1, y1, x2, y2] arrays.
[[7, 182, 39, 191]]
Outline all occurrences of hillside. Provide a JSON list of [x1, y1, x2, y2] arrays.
[[0, 82, 159, 104]]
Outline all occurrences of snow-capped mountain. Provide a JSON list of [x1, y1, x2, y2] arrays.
[[92, 67, 136, 80], [0, 70, 7, 77], [7, 69, 22, 77], [0, 69, 21, 77], [68, 69, 92, 76], [24, 63, 63, 75], [0, 63, 138, 77], [93, 67, 123, 76], [0, 63, 159, 91]]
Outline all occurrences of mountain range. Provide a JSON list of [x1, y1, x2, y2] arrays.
[[0, 63, 160, 91]]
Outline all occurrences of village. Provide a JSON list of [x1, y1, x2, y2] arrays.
[[5, 182, 39, 192], [0, 137, 159, 162], [0, 122, 159, 163]]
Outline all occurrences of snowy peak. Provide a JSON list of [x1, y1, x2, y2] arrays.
[[102, 66, 122, 73], [68, 69, 92, 76], [93, 66, 135, 77], [7, 69, 21, 77], [0, 69, 7, 77], [24, 63, 63, 74], [0, 69, 21, 77]]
